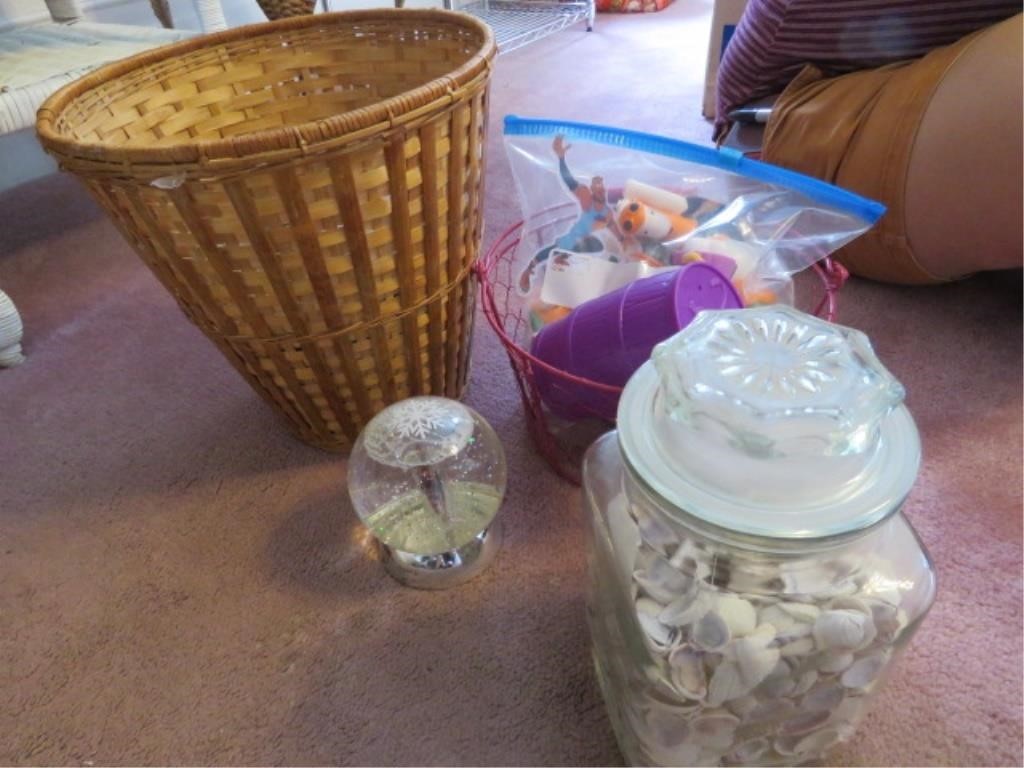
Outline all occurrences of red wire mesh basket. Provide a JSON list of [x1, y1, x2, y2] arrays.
[[477, 208, 850, 485]]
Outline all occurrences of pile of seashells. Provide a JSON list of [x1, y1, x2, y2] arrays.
[[617, 493, 912, 767]]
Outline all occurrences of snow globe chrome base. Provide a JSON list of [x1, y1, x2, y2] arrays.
[[379, 523, 502, 590]]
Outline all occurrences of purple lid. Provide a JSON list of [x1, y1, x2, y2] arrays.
[[530, 262, 743, 422], [620, 262, 743, 352]]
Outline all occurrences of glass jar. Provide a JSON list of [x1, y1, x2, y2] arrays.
[[581, 306, 936, 767]]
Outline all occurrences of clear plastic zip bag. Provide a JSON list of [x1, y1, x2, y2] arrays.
[[504, 117, 885, 332]]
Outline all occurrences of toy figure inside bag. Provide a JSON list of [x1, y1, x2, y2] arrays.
[[505, 118, 886, 333]]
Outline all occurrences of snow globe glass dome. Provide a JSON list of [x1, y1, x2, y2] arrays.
[[347, 396, 507, 589]]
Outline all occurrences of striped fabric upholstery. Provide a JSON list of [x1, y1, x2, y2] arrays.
[[714, 0, 1020, 137]]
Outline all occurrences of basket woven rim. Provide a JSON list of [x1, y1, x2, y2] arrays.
[[36, 9, 496, 172]]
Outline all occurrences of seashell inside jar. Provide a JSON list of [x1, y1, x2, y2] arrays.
[[582, 307, 936, 767]]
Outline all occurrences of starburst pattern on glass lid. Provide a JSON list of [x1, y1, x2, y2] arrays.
[[653, 306, 906, 441], [705, 313, 847, 402]]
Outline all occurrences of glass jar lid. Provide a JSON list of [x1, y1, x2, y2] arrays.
[[617, 305, 921, 539]]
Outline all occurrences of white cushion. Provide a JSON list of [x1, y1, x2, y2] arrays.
[[0, 21, 193, 134]]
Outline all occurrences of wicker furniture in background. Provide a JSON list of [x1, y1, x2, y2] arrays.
[[0, 289, 25, 368], [0, 0, 208, 138], [38, 11, 497, 451], [0, 0, 228, 355], [255, 0, 410, 22], [254, 0, 316, 21]]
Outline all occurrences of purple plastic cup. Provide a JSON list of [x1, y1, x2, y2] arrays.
[[531, 319, 614, 421], [531, 263, 743, 421]]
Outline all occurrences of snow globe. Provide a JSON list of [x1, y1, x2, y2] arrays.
[[348, 396, 506, 589]]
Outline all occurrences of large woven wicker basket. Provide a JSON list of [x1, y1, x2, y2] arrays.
[[37, 11, 496, 452]]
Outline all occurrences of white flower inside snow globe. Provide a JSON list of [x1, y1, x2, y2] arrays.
[[347, 397, 506, 589]]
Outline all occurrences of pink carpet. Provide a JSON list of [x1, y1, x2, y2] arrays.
[[1, 3, 1021, 765]]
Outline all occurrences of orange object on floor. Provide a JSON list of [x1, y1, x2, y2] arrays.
[[597, 0, 671, 13]]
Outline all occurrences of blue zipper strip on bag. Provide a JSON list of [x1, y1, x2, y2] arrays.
[[504, 116, 886, 223]]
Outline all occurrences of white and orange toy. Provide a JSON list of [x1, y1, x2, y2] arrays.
[[614, 180, 698, 241]]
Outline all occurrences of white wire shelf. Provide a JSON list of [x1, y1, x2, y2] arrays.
[[457, 0, 593, 54]]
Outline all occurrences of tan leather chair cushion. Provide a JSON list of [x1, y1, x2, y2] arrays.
[[763, 14, 1022, 284]]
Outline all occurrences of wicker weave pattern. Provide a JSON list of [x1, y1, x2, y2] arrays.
[[255, 0, 315, 20], [38, 11, 494, 450]]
